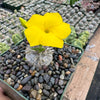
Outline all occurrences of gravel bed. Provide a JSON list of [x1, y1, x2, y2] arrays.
[[0, 40, 82, 100]]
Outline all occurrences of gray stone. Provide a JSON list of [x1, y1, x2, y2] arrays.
[[22, 85, 31, 92], [23, 65, 29, 70], [14, 83, 19, 89], [43, 84, 51, 90], [39, 76, 44, 83], [43, 74, 50, 83], [50, 77, 55, 85], [60, 74, 64, 80], [59, 80, 64, 86], [43, 89, 50, 96], [21, 75, 32, 85]]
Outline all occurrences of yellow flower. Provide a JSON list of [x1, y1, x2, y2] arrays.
[[20, 13, 71, 48]]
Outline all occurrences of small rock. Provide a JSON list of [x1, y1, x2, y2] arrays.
[[60, 74, 64, 80], [38, 89, 42, 94], [43, 89, 50, 96], [48, 71, 52, 75], [69, 68, 75, 72], [31, 90, 37, 98], [66, 71, 71, 75], [16, 71, 22, 77], [57, 89, 63, 94], [63, 63, 68, 68], [43, 84, 51, 90], [31, 70, 37, 76], [34, 85, 40, 91], [17, 55, 21, 59], [59, 55, 63, 61], [14, 83, 19, 89], [22, 85, 31, 92], [39, 76, 44, 83], [36, 94, 41, 100], [6, 69, 11, 74], [33, 77, 38, 84], [21, 76, 32, 85], [11, 75, 16, 80], [50, 77, 55, 85], [23, 65, 29, 70], [35, 72, 40, 77], [55, 78, 59, 85], [59, 80, 64, 86], [43, 74, 50, 83], [6, 78, 14, 85], [17, 85, 23, 91]]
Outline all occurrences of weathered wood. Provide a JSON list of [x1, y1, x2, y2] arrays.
[[63, 27, 100, 100]]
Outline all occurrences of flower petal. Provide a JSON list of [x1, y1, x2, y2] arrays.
[[24, 26, 44, 47], [44, 13, 63, 29], [26, 14, 44, 29], [40, 33, 64, 48], [50, 22, 71, 39]]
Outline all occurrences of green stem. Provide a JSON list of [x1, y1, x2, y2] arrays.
[[31, 45, 45, 53]]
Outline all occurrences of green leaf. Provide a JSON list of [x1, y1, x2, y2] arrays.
[[31, 45, 45, 53]]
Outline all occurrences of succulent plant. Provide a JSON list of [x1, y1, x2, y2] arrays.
[[72, 31, 90, 48], [12, 33, 23, 44], [0, 42, 10, 54], [64, 26, 77, 44]]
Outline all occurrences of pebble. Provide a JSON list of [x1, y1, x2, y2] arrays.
[[39, 76, 44, 83], [33, 77, 38, 84], [35, 72, 40, 77], [6, 78, 14, 85], [60, 74, 64, 80], [6, 69, 11, 74], [14, 83, 19, 89], [66, 71, 71, 75], [31, 70, 37, 76], [38, 89, 42, 94], [43, 74, 50, 83], [11, 75, 16, 80], [48, 71, 52, 75], [43, 89, 50, 96], [69, 68, 75, 72], [22, 85, 31, 92], [43, 84, 51, 90], [36, 94, 41, 100], [16, 71, 22, 76], [17, 55, 21, 59], [34, 85, 40, 91], [59, 80, 64, 86], [50, 77, 55, 85], [58, 55, 63, 61], [57, 89, 63, 94], [63, 63, 68, 68], [17, 85, 23, 91], [23, 65, 29, 70], [21, 75, 32, 85], [31, 90, 37, 98]]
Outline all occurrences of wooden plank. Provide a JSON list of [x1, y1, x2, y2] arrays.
[[62, 27, 100, 100]]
